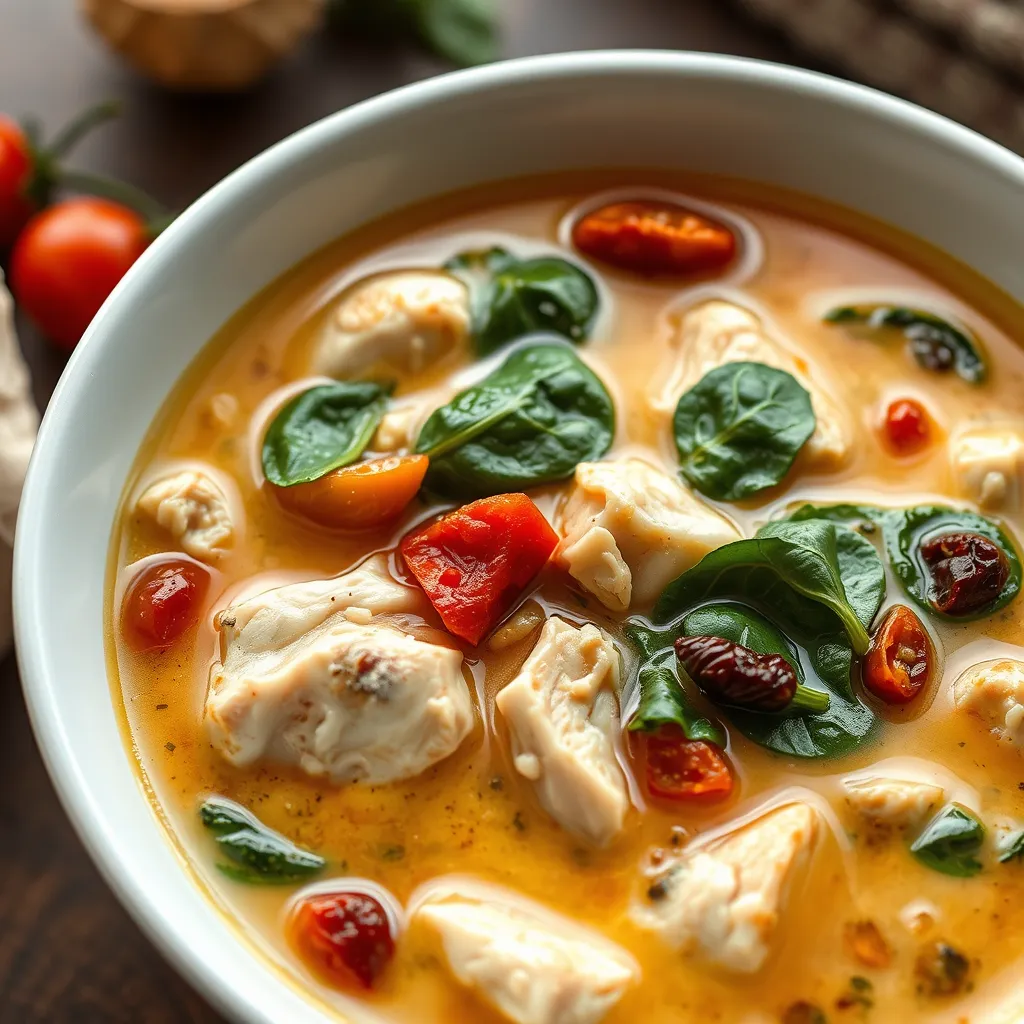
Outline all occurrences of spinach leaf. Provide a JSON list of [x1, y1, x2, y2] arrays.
[[997, 828, 1024, 863], [327, 0, 498, 67], [824, 304, 986, 384], [653, 519, 871, 654], [680, 602, 875, 759], [415, 342, 614, 499], [884, 505, 1021, 620], [262, 381, 392, 487], [626, 647, 725, 745], [673, 362, 816, 501], [910, 803, 985, 877], [446, 247, 599, 355], [779, 506, 887, 629], [199, 796, 325, 885]]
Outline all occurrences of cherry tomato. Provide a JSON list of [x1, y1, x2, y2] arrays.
[[289, 890, 395, 990], [883, 398, 931, 454], [643, 727, 734, 803], [274, 455, 428, 531], [122, 557, 210, 651], [10, 197, 149, 350], [0, 116, 34, 249], [863, 604, 932, 704], [572, 200, 737, 276], [400, 493, 558, 646], [920, 530, 1010, 617]]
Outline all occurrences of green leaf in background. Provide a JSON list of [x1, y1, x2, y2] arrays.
[[824, 304, 986, 384], [327, 0, 498, 66], [415, 342, 614, 499], [261, 381, 392, 487], [625, 646, 725, 745], [884, 505, 1021, 621], [446, 247, 599, 355], [673, 361, 816, 501], [199, 795, 325, 885], [910, 803, 985, 877]]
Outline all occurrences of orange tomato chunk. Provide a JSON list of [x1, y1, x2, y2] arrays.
[[863, 604, 932, 704], [642, 727, 734, 803], [400, 493, 558, 646], [883, 398, 931, 454], [273, 454, 427, 530], [572, 200, 736, 276]]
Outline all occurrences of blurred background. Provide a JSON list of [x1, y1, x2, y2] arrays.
[[0, 0, 1018, 1019]]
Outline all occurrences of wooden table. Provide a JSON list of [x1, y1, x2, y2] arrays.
[[0, 2, 816, 1019]]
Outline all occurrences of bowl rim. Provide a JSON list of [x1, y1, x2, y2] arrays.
[[14, 49, 1024, 1024]]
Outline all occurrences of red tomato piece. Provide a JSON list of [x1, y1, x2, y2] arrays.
[[863, 604, 933, 704], [643, 727, 734, 803], [572, 200, 737, 276], [289, 890, 395, 990], [400, 493, 558, 646], [10, 197, 150, 350], [883, 398, 931, 455], [0, 116, 34, 250], [122, 558, 210, 651]]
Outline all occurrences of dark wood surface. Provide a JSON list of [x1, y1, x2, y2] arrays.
[[0, 2, 813, 1020]]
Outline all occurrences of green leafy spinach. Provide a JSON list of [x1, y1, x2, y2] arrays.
[[673, 362, 816, 501], [446, 247, 599, 355], [910, 803, 985, 877], [262, 381, 392, 487], [415, 342, 614, 499], [885, 505, 1021, 620], [824, 304, 986, 384], [679, 602, 875, 759], [199, 796, 326, 884]]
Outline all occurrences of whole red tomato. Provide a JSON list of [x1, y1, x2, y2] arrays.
[[0, 116, 36, 249], [10, 197, 150, 350]]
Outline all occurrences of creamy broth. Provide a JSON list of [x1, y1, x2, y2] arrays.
[[110, 173, 1024, 1023]]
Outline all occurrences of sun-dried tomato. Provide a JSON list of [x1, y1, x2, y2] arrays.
[[863, 605, 932, 704], [643, 727, 734, 803], [920, 531, 1009, 616], [675, 635, 797, 710], [571, 200, 736, 276]]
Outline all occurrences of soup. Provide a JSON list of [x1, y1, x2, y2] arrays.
[[109, 173, 1024, 1024]]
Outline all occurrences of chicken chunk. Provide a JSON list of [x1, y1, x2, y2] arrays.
[[495, 618, 629, 846], [555, 458, 740, 612], [205, 556, 473, 782], [415, 881, 638, 1024], [949, 424, 1024, 511], [842, 775, 944, 831], [136, 468, 236, 562], [313, 270, 469, 379], [633, 801, 820, 973], [652, 300, 850, 470], [953, 658, 1024, 748]]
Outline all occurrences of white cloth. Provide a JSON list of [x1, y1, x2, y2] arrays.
[[0, 271, 38, 656]]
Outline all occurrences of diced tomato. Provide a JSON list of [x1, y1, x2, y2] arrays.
[[273, 455, 428, 531], [643, 727, 734, 803], [572, 200, 737, 276], [863, 604, 932, 704], [121, 557, 210, 651], [882, 398, 931, 455], [399, 493, 558, 646], [289, 890, 395, 990]]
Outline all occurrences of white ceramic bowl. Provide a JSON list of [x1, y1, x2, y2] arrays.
[[15, 51, 1024, 1024]]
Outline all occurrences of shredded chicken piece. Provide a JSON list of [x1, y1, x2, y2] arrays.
[[496, 617, 629, 846], [137, 468, 236, 562], [415, 881, 638, 1024], [953, 658, 1024, 747]]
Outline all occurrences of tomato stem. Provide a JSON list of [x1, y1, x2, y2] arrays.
[[790, 684, 831, 713], [58, 168, 171, 229], [46, 100, 121, 159]]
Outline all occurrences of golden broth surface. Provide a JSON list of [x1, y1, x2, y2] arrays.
[[110, 173, 1024, 1023]]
